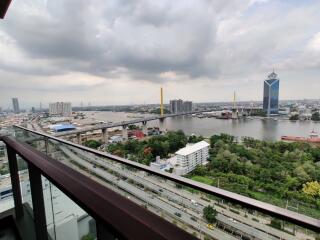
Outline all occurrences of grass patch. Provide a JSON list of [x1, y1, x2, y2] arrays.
[[191, 175, 214, 185]]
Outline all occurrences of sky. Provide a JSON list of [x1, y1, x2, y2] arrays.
[[0, 0, 320, 109]]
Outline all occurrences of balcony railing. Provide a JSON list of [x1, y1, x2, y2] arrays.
[[0, 125, 319, 240]]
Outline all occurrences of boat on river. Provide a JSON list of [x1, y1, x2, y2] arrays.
[[281, 130, 320, 143]]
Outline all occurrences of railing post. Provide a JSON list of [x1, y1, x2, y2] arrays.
[[44, 137, 49, 155], [28, 163, 48, 240], [7, 146, 24, 219]]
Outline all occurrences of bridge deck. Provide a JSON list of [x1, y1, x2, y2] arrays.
[[54, 110, 211, 137]]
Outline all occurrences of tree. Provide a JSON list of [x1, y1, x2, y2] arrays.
[[210, 134, 234, 146], [203, 205, 217, 223], [250, 109, 266, 117], [302, 181, 320, 198], [128, 125, 140, 130], [81, 233, 95, 240], [219, 134, 235, 143], [84, 140, 101, 149], [188, 135, 204, 143], [311, 112, 320, 121], [193, 165, 207, 176], [289, 114, 299, 120], [210, 135, 221, 147]]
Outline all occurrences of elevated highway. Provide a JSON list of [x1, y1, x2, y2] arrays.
[[53, 107, 262, 143], [55, 110, 213, 137]]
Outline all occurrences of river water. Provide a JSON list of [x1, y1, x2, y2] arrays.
[[83, 111, 320, 141]]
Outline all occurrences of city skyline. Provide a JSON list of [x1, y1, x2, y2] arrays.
[[1, 2, 319, 239], [1, 0, 320, 108]]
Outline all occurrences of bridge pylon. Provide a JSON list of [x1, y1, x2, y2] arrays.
[[232, 91, 239, 119]]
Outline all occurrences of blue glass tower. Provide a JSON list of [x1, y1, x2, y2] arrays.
[[263, 71, 279, 117]]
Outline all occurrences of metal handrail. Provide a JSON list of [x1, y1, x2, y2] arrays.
[[13, 125, 320, 232], [0, 135, 197, 240]]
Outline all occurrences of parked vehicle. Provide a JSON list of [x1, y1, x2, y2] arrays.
[[174, 212, 181, 217]]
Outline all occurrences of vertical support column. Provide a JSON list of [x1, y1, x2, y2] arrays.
[[36, 138, 43, 151], [7, 146, 23, 219], [22, 128, 30, 139], [102, 128, 108, 144], [122, 125, 128, 141], [159, 118, 165, 133], [231, 109, 238, 119], [142, 121, 148, 136], [44, 137, 49, 156], [76, 133, 81, 144], [28, 164, 48, 240]]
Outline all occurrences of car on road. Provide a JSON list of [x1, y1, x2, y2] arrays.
[[190, 216, 197, 222], [174, 212, 181, 217], [207, 224, 214, 230]]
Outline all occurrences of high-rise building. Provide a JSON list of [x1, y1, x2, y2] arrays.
[[263, 71, 279, 117], [183, 101, 193, 112], [12, 98, 20, 113], [170, 100, 182, 113], [170, 99, 192, 113], [177, 99, 183, 113], [49, 102, 72, 116]]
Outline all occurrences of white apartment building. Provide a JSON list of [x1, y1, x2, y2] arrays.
[[174, 141, 209, 176], [49, 102, 72, 116]]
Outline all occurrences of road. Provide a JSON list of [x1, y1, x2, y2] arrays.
[[59, 145, 238, 240], [57, 146, 303, 240], [68, 148, 300, 240]]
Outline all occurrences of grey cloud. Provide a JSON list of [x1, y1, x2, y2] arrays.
[[1, 0, 320, 108], [1, 0, 240, 80]]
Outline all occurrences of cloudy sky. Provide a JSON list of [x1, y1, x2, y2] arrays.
[[0, 0, 320, 109]]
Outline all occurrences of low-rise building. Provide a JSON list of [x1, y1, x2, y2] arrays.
[[173, 141, 209, 175], [108, 135, 123, 144], [150, 156, 172, 171]]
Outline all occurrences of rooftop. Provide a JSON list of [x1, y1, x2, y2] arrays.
[[49, 124, 76, 132], [175, 140, 209, 156]]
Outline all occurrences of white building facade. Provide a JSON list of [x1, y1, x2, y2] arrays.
[[49, 102, 72, 116], [174, 141, 209, 175]]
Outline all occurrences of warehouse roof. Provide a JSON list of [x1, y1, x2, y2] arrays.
[[50, 124, 76, 132]]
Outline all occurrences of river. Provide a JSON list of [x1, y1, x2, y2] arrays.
[[82, 111, 320, 141]]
